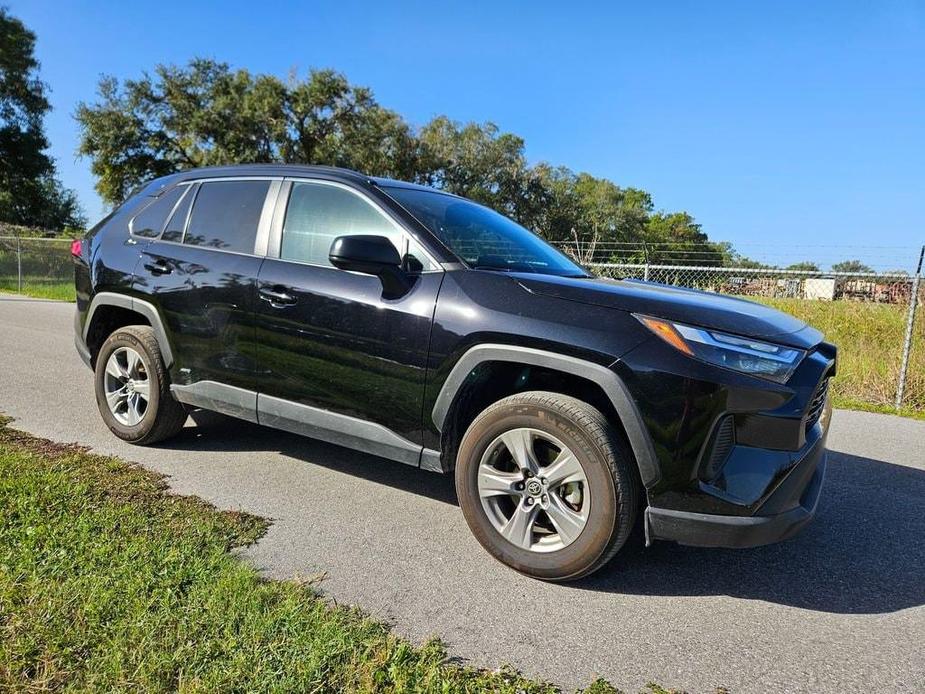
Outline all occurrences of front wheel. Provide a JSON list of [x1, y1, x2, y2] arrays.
[[455, 391, 639, 581], [94, 325, 187, 445]]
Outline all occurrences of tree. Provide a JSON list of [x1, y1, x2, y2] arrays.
[[786, 261, 820, 272], [530, 166, 656, 262], [0, 7, 84, 229], [831, 260, 873, 274], [643, 211, 718, 265], [572, 175, 651, 250], [76, 60, 419, 205], [415, 117, 547, 226], [729, 253, 773, 269]]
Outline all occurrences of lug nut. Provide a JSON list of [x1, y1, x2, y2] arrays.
[[515, 482, 524, 491], [542, 495, 548, 503], [525, 498, 534, 506]]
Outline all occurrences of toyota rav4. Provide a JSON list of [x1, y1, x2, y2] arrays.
[[73, 165, 835, 581]]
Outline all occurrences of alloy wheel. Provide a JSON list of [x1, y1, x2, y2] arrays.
[[477, 427, 590, 553], [103, 346, 150, 426]]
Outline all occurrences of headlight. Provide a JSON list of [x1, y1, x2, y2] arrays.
[[635, 314, 806, 384]]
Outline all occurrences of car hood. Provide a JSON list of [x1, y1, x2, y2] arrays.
[[513, 273, 823, 349]]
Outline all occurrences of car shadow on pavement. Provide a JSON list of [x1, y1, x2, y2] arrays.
[[581, 449, 925, 615], [163, 411, 923, 615], [161, 409, 459, 505]]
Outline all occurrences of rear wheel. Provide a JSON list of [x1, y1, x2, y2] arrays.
[[455, 391, 639, 581], [94, 325, 187, 445]]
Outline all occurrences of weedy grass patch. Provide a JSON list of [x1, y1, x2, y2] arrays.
[[0, 417, 687, 693], [754, 297, 925, 418], [0, 279, 75, 302]]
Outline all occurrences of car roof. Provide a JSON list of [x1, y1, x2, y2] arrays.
[[133, 164, 467, 265], [370, 176, 451, 194], [140, 164, 451, 197]]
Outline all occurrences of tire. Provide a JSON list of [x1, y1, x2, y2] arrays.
[[94, 325, 187, 445], [455, 391, 639, 581]]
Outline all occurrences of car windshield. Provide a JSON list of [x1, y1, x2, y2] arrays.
[[383, 186, 587, 277]]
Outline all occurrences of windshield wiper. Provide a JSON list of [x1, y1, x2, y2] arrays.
[[472, 264, 520, 272], [472, 260, 540, 273]]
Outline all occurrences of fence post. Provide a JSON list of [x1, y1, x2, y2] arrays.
[[895, 245, 925, 410], [642, 241, 650, 281], [16, 235, 22, 293]]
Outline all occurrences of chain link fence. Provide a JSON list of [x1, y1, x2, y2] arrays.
[[0, 235, 75, 300]]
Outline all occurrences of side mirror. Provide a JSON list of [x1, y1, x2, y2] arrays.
[[329, 235, 411, 298]]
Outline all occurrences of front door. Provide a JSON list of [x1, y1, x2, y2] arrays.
[[254, 179, 443, 464]]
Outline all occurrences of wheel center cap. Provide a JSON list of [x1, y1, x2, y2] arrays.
[[526, 479, 543, 497], [126, 380, 135, 394]]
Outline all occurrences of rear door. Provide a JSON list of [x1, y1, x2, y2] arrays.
[[134, 177, 279, 396], [254, 178, 443, 463]]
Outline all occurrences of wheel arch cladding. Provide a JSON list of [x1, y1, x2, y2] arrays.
[[432, 344, 661, 488], [84, 292, 174, 368]]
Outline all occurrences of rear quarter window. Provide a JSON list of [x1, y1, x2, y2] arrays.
[[129, 186, 187, 238]]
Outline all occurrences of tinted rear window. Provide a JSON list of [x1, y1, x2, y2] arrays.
[[130, 186, 186, 238], [183, 180, 270, 253]]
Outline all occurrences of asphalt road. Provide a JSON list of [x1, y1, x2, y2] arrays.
[[2, 294, 923, 693]]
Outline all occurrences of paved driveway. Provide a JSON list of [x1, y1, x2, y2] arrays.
[[1, 295, 923, 693]]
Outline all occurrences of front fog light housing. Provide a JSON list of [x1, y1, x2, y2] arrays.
[[635, 315, 806, 384]]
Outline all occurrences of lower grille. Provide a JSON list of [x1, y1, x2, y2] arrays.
[[805, 377, 830, 432], [703, 415, 735, 481]]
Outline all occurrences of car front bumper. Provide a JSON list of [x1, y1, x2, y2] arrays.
[[644, 443, 825, 548]]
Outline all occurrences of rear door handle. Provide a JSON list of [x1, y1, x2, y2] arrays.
[[259, 286, 297, 307], [143, 258, 171, 276]]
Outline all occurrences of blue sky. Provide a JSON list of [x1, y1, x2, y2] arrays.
[[9, 1, 925, 269]]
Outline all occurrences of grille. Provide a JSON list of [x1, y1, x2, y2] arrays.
[[805, 378, 830, 432], [703, 415, 735, 481]]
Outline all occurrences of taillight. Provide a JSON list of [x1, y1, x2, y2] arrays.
[[71, 239, 82, 257]]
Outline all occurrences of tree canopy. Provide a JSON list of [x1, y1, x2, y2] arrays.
[[0, 7, 84, 229], [786, 261, 821, 272], [75, 61, 420, 204], [831, 260, 873, 274], [77, 59, 721, 260]]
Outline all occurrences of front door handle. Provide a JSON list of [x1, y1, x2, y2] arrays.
[[143, 258, 171, 276], [259, 286, 297, 307]]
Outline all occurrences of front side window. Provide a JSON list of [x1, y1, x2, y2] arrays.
[[383, 186, 586, 277], [280, 182, 435, 270], [130, 186, 186, 238], [183, 180, 270, 253]]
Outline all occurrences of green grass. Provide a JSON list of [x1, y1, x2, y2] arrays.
[[0, 417, 684, 693], [820, 395, 925, 421], [0, 278, 75, 301], [752, 297, 925, 415]]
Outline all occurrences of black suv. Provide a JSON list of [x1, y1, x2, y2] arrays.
[[73, 165, 835, 581]]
